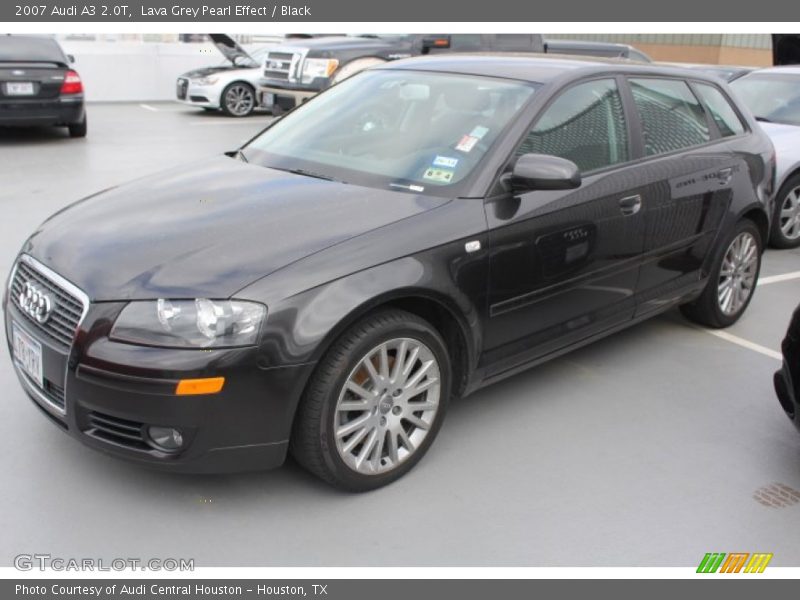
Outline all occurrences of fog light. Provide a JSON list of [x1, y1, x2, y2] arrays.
[[147, 426, 184, 451]]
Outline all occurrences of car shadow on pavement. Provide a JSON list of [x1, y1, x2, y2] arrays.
[[0, 125, 75, 144]]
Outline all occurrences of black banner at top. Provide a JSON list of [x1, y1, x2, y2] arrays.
[[0, 0, 792, 22]]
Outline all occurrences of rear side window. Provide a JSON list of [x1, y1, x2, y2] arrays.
[[516, 78, 629, 173], [693, 83, 746, 137], [629, 78, 711, 156]]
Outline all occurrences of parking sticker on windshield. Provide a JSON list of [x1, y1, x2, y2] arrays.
[[432, 155, 459, 169], [455, 135, 479, 153], [469, 125, 489, 139], [423, 168, 455, 183]]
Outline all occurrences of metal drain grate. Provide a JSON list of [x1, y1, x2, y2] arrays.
[[753, 483, 800, 508]]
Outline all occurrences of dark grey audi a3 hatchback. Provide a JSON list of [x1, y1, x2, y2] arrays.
[[4, 56, 774, 490]]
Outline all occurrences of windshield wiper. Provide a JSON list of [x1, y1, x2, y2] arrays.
[[272, 166, 343, 183], [755, 116, 773, 123]]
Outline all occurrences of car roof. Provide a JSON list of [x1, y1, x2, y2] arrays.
[[382, 54, 728, 85], [743, 65, 800, 76]]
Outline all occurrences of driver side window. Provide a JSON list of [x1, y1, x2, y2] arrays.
[[516, 78, 629, 173]]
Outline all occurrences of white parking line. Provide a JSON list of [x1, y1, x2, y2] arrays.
[[139, 104, 159, 112], [758, 270, 800, 286], [703, 329, 783, 361], [190, 120, 273, 126]]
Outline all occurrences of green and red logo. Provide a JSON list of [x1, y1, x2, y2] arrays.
[[697, 553, 773, 573]]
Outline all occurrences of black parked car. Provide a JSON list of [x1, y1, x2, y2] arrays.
[[5, 56, 773, 490], [775, 304, 800, 430], [0, 35, 86, 137], [258, 34, 647, 112]]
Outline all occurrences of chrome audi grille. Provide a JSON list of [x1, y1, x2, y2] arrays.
[[10, 258, 86, 350]]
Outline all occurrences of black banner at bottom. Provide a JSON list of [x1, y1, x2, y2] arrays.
[[3, 579, 799, 600]]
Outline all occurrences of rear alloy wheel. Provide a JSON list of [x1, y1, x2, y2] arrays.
[[680, 219, 762, 328], [770, 174, 800, 249], [221, 82, 255, 117], [291, 310, 450, 491]]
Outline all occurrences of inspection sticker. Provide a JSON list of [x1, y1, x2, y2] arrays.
[[470, 125, 489, 139], [455, 135, 479, 153], [432, 155, 459, 168], [423, 168, 455, 183]]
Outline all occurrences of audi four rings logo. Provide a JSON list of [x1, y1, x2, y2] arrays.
[[19, 281, 54, 324]]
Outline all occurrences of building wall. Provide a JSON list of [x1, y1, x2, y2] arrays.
[[548, 34, 773, 66], [58, 40, 277, 102]]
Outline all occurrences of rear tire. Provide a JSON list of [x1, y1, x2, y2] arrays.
[[680, 219, 762, 328], [68, 116, 87, 138], [291, 309, 451, 492], [769, 173, 800, 249]]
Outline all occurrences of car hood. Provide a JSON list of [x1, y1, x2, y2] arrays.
[[24, 156, 448, 301], [208, 33, 254, 66], [759, 122, 800, 146], [275, 36, 403, 54], [179, 65, 253, 79]]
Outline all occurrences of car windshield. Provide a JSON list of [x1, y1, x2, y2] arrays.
[[243, 69, 538, 195], [731, 73, 800, 126]]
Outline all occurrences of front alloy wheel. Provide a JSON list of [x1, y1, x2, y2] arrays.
[[334, 338, 441, 475], [771, 178, 800, 249], [221, 83, 255, 117], [291, 309, 451, 491]]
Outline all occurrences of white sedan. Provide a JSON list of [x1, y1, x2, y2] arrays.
[[176, 35, 273, 117]]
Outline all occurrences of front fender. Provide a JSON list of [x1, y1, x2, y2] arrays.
[[253, 252, 487, 372]]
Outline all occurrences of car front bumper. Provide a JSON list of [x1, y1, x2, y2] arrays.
[[774, 322, 799, 431], [257, 81, 323, 111], [175, 78, 220, 109], [0, 96, 84, 127], [5, 282, 315, 474]]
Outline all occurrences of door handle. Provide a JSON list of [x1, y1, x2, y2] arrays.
[[717, 167, 734, 185], [618, 194, 642, 216]]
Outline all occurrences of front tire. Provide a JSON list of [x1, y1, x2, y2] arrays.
[[220, 82, 256, 117], [680, 219, 762, 328], [769, 173, 800, 249], [291, 309, 451, 491]]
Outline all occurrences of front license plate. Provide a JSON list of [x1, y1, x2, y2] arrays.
[[6, 82, 35, 96], [12, 323, 43, 388]]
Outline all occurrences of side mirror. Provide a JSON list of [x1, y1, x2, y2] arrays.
[[67, 54, 75, 63], [511, 154, 581, 191]]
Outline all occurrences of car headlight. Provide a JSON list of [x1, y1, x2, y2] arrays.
[[193, 76, 219, 86], [110, 299, 266, 349], [301, 58, 339, 82]]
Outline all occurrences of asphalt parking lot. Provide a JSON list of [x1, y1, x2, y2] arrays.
[[1, 103, 799, 567]]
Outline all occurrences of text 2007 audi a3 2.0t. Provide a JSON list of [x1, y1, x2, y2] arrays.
[[4, 56, 774, 490]]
